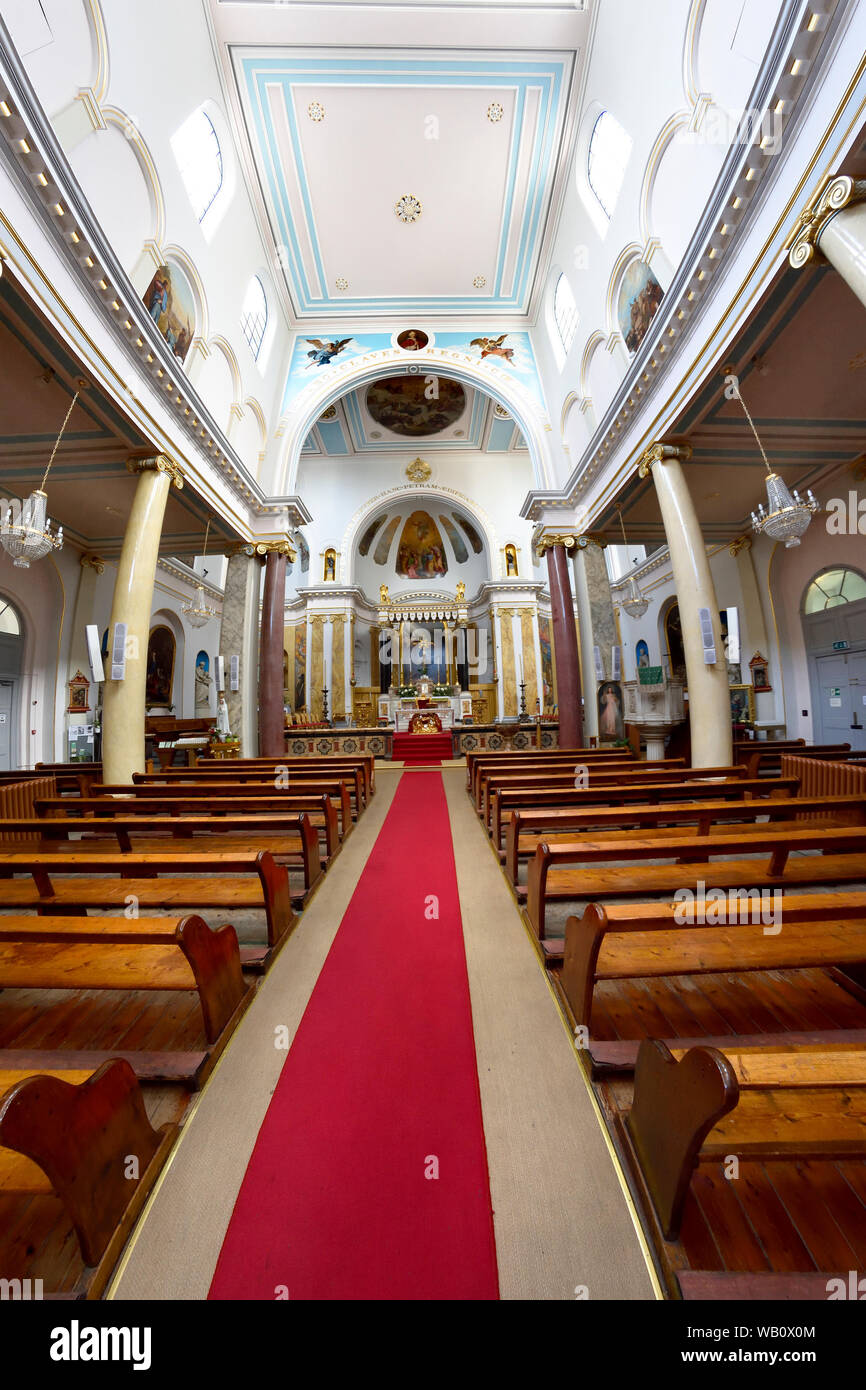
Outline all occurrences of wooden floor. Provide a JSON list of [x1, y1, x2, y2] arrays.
[[0, 986, 198, 1293], [558, 964, 866, 1295]]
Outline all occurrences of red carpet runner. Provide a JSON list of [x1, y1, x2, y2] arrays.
[[209, 770, 499, 1300]]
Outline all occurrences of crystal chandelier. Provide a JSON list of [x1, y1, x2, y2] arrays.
[[182, 520, 217, 627], [0, 386, 80, 568], [617, 509, 650, 618], [728, 378, 819, 547]]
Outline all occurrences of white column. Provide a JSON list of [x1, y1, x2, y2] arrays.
[[789, 176, 866, 309], [640, 444, 732, 767]]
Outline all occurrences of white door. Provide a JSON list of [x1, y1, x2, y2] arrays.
[[0, 680, 14, 771], [849, 650, 866, 751], [815, 652, 866, 751]]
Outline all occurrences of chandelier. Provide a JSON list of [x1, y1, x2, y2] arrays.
[[617, 509, 650, 618], [0, 384, 81, 567], [182, 520, 217, 628], [728, 378, 819, 547]]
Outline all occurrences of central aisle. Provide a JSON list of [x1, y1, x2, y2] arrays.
[[208, 769, 499, 1300]]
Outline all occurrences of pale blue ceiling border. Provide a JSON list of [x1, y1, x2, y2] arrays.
[[236, 52, 568, 315]]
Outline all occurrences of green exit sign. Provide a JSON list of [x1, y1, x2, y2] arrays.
[[833, 641, 850, 651]]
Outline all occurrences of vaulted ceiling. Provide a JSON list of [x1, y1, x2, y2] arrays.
[[208, 1, 587, 324], [301, 380, 527, 457]]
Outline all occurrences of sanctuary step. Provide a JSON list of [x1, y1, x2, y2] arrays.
[[391, 733, 453, 765]]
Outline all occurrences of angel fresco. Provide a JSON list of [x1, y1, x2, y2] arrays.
[[304, 337, 353, 368], [469, 334, 515, 363]]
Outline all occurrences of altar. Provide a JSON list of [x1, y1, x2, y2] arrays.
[[383, 675, 461, 731]]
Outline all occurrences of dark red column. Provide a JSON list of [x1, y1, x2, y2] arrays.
[[547, 542, 583, 749], [259, 548, 287, 757]]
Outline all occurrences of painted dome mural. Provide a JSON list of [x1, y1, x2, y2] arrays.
[[365, 375, 466, 437]]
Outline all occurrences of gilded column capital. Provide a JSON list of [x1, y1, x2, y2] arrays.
[[787, 175, 866, 269], [253, 540, 297, 561], [80, 552, 105, 574], [535, 531, 577, 557], [637, 442, 692, 478], [729, 534, 752, 557], [575, 531, 608, 550], [127, 454, 184, 489]]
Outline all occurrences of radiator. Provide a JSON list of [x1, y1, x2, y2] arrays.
[[0, 776, 58, 845], [781, 754, 866, 820]]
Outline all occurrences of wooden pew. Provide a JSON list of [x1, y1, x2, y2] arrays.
[[479, 764, 746, 830], [743, 742, 851, 778], [624, 1039, 866, 1240], [33, 794, 340, 862], [465, 745, 632, 789], [0, 850, 293, 952], [0, 913, 250, 1049], [204, 753, 376, 802], [467, 748, 639, 800], [489, 776, 800, 854], [0, 1059, 177, 1293], [134, 763, 367, 811], [525, 824, 866, 939], [552, 892, 866, 1036], [504, 794, 866, 885], [93, 780, 354, 839], [10, 809, 323, 895]]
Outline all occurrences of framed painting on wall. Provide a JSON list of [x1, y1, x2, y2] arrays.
[[729, 684, 755, 725]]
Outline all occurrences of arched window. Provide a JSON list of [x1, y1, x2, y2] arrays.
[[172, 107, 224, 222], [241, 276, 268, 360], [803, 567, 866, 614], [0, 598, 21, 636], [553, 273, 578, 358], [586, 110, 631, 221]]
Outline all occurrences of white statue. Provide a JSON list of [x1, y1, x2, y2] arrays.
[[216, 694, 232, 737], [194, 659, 212, 712]]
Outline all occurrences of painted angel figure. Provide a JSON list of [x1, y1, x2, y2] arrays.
[[470, 334, 515, 363], [304, 338, 353, 368]]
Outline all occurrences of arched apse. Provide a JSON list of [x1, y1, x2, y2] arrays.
[[340, 485, 500, 592], [279, 349, 556, 495]]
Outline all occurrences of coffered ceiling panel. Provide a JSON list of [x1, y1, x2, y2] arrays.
[[228, 47, 575, 320]]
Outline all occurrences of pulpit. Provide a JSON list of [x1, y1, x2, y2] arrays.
[[623, 668, 685, 760]]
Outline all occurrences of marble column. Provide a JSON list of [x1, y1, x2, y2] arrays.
[[788, 176, 866, 309], [220, 547, 262, 756], [572, 548, 599, 741], [639, 443, 731, 766], [499, 611, 517, 717], [310, 617, 325, 721], [259, 546, 289, 756], [519, 608, 539, 713], [103, 456, 182, 783], [331, 615, 346, 720], [541, 537, 583, 747]]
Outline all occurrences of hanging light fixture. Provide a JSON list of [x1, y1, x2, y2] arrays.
[[728, 377, 819, 547], [0, 383, 81, 568], [617, 508, 650, 618], [182, 519, 217, 628]]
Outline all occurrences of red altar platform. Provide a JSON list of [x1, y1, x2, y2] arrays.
[[391, 728, 453, 765]]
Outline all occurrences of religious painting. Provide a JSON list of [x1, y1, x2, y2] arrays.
[[359, 513, 388, 557], [366, 375, 466, 437], [296, 532, 310, 574], [730, 684, 755, 726], [750, 651, 771, 691], [396, 512, 448, 579], [598, 680, 625, 742], [303, 337, 354, 368], [663, 602, 686, 683], [538, 615, 553, 705], [145, 626, 175, 708], [438, 515, 468, 563], [397, 329, 429, 351], [635, 639, 650, 669], [453, 512, 484, 554], [194, 650, 211, 712], [67, 670, 90, 713], [373, 515, 401, 566], [294, 625, 306, 711], [469, 334, 515, 363], [142, 264, 195, 365], [617, 261, 663, 355]]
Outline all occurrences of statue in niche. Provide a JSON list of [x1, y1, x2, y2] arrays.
[[455, 581, 465, 602], [379, 583, 390, 603]]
